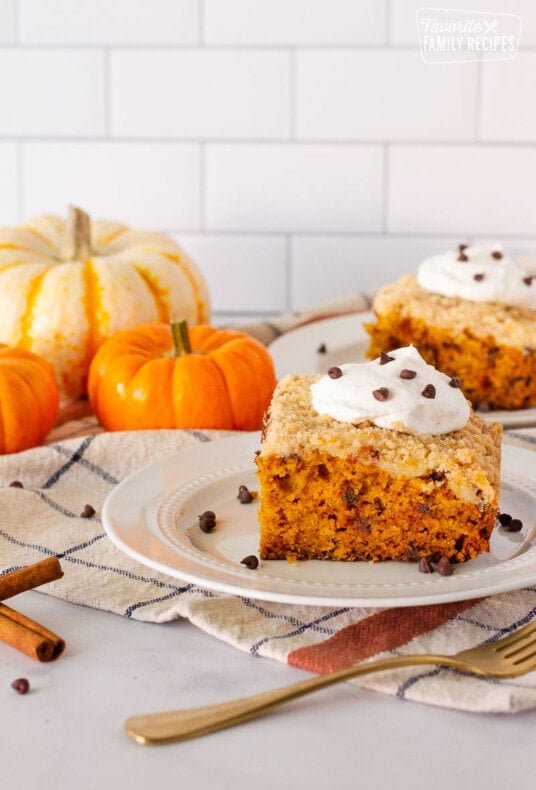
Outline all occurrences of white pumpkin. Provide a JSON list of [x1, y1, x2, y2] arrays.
[[0, 206, 210, 398]]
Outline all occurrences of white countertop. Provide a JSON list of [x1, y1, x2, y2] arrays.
[[2, 591, 535, 790]]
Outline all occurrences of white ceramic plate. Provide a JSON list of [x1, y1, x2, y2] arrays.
[[102, 433, 536, 608], [269, 312, 536, 429]]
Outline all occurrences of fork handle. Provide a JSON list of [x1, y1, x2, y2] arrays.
[[125, 653, 458, 745]]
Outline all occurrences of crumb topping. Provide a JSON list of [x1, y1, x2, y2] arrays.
[[260, 373, 502, 505]]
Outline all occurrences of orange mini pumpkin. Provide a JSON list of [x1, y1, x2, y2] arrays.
[[87, 321, 276, 432], [0, 345, 59, 454]]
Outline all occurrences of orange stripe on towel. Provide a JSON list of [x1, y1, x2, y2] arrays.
[[288, 599, 482, 673]]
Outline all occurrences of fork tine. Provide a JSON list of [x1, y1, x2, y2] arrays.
[[493, 621, 536, 653], [503, 634, 536, 660], [511, 646, 536, 669]]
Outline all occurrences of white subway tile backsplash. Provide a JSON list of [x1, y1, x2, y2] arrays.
[[204, 0, 386, 45], [19, 0, 199, 45], [296, 50, 477, 141], [205, 144, 383, 232], [481, 54, 536, 141], [390, 0, 535, 46], [0, 0, 534, 322], [290, 235, 459, 309], [0, 142, 20, 224], [178, 234, 287, 313], [0, 50, 105, 136], [22, 142, 200, 229], [388, 145, 536, 235], [0, 0, 15, 43], [111, 50, 290, 140]]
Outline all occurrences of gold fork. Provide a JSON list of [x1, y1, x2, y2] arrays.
[[125, 620, 536, 745]]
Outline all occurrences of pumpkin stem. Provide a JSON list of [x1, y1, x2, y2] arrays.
[[171, 320, 191, 357], [60, 205, 92, 261]]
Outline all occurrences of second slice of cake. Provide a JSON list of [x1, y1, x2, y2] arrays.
[[256, 346, 502, 565]]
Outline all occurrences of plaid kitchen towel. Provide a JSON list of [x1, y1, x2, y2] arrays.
[[0, 425, 536, 715]]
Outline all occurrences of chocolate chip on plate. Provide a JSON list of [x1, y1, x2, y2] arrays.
[[198, 510, 216, 533], [237, 484, 254, 504], [436, 556, 454, 577], [418, 557, 434, 574], [80, 504, 96, 518], [507, 518, 523, 533], [240, 555, 259, 570]]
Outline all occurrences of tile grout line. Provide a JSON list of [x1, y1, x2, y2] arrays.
[[16, 139, 24, 220], [103, 47, 111, 137], [474, 58, 484, 143], [285, 234, 293, 312], [1, 136, 535, 148], [384, 0, 392, 46], [199, 141, 206, 232], [382, 143, 390, 234], [11, 0, 19, 44], [198, 0, 205, 46], [289, 48, 296, 140]]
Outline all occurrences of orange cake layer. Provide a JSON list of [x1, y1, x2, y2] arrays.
[[256, 374, 502, 563], [365, 274, 536, 411]]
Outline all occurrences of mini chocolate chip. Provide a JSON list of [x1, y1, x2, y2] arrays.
[[240, 555, 259, 570], [372, 387, 389, 402], [317, 343, 327, 354], [328, 366, 342, 379], [198, 510, 216, 533], [418, 557, 434, 574], [11, 678, 29, 695], [457, 252, 468, 262], [237, 484, 254, 504], [459, 243, 468, 253], [436, 556, 454, 577], [379, 351, 394, 365], [474, 273, 485, 281], [523, 276, 534, 286], [400, 368, 417, 379], [507, 518, 523, 533], [498, 512, 512, 527], [491, 250, 503, 260], [9, 481, 23, 488], [421, 384, 436, 399], [80, 504, 95, 518], [448, 377, 462, 388]]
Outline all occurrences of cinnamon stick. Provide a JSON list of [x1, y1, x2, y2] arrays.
[[0, 603, 65, 662], [0, 556, 63, 601]]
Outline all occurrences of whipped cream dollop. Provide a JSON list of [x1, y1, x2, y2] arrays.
[[416, 243, 536, 309], [310, 346, 470, 435]]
